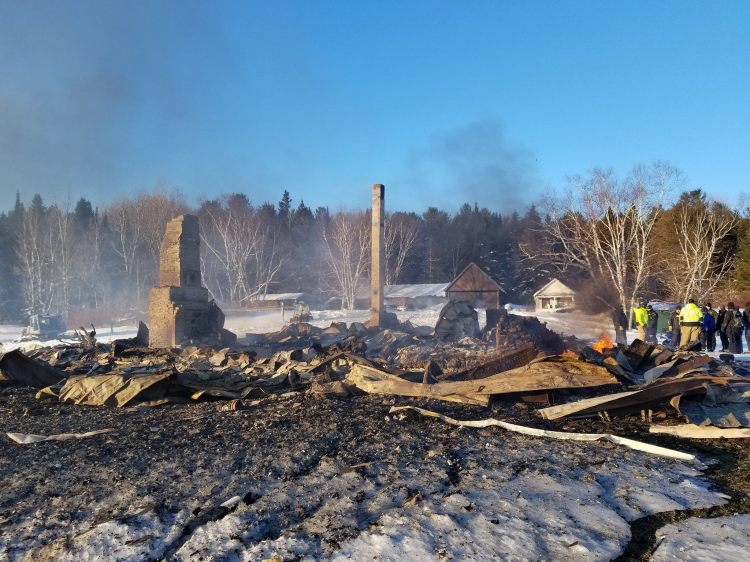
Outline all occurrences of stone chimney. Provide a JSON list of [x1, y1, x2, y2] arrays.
[[148, 214, 235, 348], [370, 184, 385, 327]]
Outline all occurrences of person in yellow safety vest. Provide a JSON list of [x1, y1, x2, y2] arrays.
[[633, 301, 649, 342], [679, 298, 703, 348]]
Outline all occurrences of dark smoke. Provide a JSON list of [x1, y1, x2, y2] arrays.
[[401, 120, 541, 212]]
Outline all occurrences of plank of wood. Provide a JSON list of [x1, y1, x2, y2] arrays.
[[649, 424, 750, 439], [539, 376, 746, 420], [346, 360, 618, 407], [447, 343, 539, 380]]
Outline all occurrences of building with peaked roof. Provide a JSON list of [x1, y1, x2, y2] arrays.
[[445, 262, 502, 309], [533, 278, 576, 310]]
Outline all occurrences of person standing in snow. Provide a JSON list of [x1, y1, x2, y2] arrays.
[[722, 302, 744, 354], [706, 303, 718, 352], [668, 306, 681, 350], [645, 305, 658, 344], [679, 298, 703, 348], [700, 305, 717, 352], [611, 306, 628, 346], [743, 302, 750, 352], [717, 305, 729, 352], [632, 301, 648, 342]]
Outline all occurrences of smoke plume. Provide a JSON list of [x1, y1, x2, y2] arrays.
[[401, 120, 541, 212]]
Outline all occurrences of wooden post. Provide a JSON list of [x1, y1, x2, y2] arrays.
[[370, 184, 385, 327]]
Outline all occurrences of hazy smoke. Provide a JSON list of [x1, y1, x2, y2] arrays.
[[401, 120, 540, 212], [0, 2, 229, 211]]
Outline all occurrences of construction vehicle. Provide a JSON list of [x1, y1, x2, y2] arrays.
[[21, 314, 66, 341], [290, 300, 313, 323]]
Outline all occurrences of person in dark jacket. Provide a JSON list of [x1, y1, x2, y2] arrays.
[[722, 302, 744, 354], [668, 306, 681, 350], [701, 305, 717, 352], [717, 305, 729, 352], [706, 303, 718, 352], [645, 304, 658, 344], [611, 306, 628, 346], [743, 302, 750, 352]]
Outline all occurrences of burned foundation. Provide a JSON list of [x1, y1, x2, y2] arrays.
[[148, 214, 235, 348]]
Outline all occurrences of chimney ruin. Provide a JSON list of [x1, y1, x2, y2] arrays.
[[370, 184, 385, 327], [148, 214, 236, 348]]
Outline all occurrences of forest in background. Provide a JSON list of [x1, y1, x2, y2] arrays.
[[1, 161, 749, 324]]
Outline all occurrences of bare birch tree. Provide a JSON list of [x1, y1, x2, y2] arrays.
[[322, 211, 370, 310], [384, 212, 420, 285], [199, 194, 287, 305], [659, 192, 738, 301], [47, 203, 74, 317], [108, 199, 146, 308], [138, 190, 189, 281], [17, 203, 45, 315], [522, 161, 682, 319]]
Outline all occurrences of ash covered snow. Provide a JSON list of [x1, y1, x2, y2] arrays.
[[651, 514, 750, 561], [0, 391, 728, 562]]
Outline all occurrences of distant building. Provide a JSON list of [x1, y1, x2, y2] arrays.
[[533, 279, 576, 310], [353, 283, 449, 310], [445, 263, 502, 309], [245, 292, 306, 310], [384, 283, 448, 309]]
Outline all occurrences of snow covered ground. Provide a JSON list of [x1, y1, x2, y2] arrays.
[[0, 322, 140, 352], [166, 444, 727, 562], [3, 305, 750, 560], [651, 514, 750, 561], [3, 396, 731, 562], [6, 304, 750, 362]]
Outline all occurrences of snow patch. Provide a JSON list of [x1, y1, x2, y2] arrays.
[[652, 514, 750, 561]]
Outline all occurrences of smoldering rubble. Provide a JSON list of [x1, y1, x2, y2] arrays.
[[2, 310, 750, 560]]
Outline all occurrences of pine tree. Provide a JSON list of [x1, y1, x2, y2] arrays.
[[278, 190, 292, 225], [732, 221, 750, 290], [73, 198, 95, 235]]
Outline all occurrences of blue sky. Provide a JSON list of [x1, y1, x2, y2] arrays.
[[1, 0, 748, 213]]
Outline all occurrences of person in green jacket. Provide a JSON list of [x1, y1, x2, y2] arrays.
[[632, 301, 648, 342], [679, 298, 703, 348]]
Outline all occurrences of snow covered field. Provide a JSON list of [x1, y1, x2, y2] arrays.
[[0, 304, 610, 350]]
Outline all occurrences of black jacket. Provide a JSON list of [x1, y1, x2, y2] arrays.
[[612, 309, 628, 330], [717, 309, 726, 332], [722, 309, 743, 333]]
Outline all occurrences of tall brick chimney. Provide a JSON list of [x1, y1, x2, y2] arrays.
[[370, 184, 385, 327]]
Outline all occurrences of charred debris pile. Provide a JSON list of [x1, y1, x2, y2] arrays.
[[2, 309, 749, 441]]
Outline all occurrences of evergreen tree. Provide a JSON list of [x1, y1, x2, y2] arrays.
[[278, 190, 292, 227], [29, 193, 45, 218], [732, 221, 750, 290], [73, 198, 95, 233], [0, 212, 24, 320]]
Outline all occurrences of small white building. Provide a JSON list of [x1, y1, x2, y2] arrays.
[[533, 279, 576, 310]]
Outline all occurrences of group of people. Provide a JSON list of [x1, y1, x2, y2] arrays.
[[622, 299, 750, 353]]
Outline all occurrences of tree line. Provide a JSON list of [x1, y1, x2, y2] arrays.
[[1, 161, 749, 324]]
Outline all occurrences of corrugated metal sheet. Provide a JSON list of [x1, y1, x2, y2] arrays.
[[254, 293, 305, 302], [385, 283, 448, 298]]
